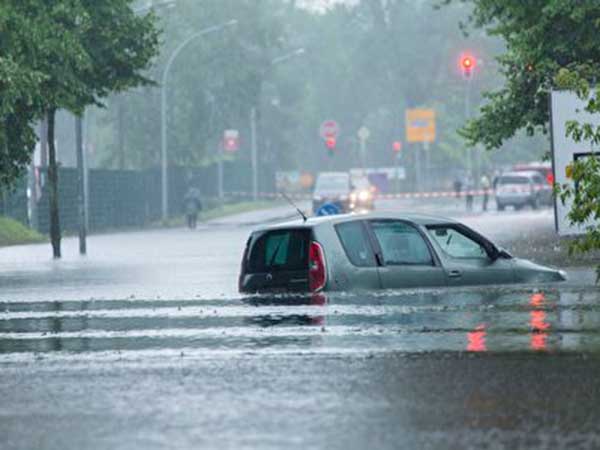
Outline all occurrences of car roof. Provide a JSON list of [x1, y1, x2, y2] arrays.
[[499, 171, 540, 178], [257, 211, 457, 232]]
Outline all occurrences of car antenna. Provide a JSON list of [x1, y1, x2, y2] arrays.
[[280, 192, 307, 222]]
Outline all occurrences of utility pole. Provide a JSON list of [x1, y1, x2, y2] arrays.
[[75, 115, 87, 255], [250, 106, 258, 201]]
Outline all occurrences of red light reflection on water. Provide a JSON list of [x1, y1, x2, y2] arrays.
[[529, 293, 549, 351], [467, 324, 487, 352]]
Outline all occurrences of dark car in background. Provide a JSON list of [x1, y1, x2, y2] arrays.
[[495, 171, 552, 210], [312, 172, 352, 215], [238, 212, 566, 294], [349, 174, 376, 212]]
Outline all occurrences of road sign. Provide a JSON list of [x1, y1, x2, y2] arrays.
[[316, 202, 341, 216], [550, 90, 600, 236], [406, 109, 436, 143], [357, 126, 370, 141], [320, 120, 340, 139], [223, 129, 239, 152]]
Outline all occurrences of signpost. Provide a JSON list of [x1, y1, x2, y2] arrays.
[[320, 120, 340, 140], [405, 109, 436, 143], [357, 126, 370, 171], [223, 129, 239, 152], [405, 109, 436, 192]]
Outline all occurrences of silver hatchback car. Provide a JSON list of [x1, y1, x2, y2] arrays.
[[239, 212, 566, 293]]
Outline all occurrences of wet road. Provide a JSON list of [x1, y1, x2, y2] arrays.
[[1, 203, 600, 449]]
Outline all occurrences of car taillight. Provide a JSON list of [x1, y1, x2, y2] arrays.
[[309, 241, 327, 292]]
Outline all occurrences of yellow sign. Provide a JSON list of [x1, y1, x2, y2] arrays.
[[406, 109, 436, 143], [565, 163, 573, 179]]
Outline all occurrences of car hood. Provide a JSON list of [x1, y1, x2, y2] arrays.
[[512, 258, 567, 283]]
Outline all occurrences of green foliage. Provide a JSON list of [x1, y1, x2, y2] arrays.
[[0, 216, 45, 247], [94, 0, 526, 173], [448, 0, 600, 268]]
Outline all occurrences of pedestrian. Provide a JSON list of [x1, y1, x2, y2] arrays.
[[481, 174, 491, 212], [183, 186, 202, 229], [453, 176, 463, 199], [464, 173, 474, 212]]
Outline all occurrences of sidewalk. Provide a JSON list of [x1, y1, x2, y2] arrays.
[[205, 202, 310, 227]]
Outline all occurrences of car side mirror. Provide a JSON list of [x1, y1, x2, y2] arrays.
[[490, 246, 512, 260]]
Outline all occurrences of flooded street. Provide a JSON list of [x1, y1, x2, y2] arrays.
[[2, 206, 600, 449]]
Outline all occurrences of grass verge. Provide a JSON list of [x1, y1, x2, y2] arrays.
[[0, 216, 45, 247]]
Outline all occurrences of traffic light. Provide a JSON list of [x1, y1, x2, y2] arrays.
[[325, 137, 336, 155], [460, 54, 476, 79], [393, 141, 402, 153]]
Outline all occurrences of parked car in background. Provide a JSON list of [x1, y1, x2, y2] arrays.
[[238, 212, 566, 293], [495, 171, 552, 210], [312, 172, 352, 215], [349, 174, 376, 212], [513, 161, 554, 186]]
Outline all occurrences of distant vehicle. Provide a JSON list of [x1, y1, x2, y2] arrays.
[[238, 212, 566, 293], [495, 171, 552, 211], [349, 174, 375, 212], [513, 161, 554, 186], [312, 172, 352, 215]]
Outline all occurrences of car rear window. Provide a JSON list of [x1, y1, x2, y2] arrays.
[[315, 175, 349, 192], [335, 221, 376, 267], [499, 176, 529, 185], [246, 229, 310, 273]]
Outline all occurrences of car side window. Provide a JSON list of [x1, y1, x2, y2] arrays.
[[427, 226, 487, 259], [335, 221, 377, 267], [370, 220, 433, 266]]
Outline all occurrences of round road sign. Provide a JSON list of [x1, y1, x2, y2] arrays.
[[319, 120, 340, 140], [316, 202, 341, 216]]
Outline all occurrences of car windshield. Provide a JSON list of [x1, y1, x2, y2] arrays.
[[499, 176, 529, 185], [351, 178, 370, 190], [315, 175, 349, 192]]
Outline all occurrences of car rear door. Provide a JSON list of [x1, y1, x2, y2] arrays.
[[240, 228, 311, 293], [366, 219, 447, 289], [330, 220, 381, 290]]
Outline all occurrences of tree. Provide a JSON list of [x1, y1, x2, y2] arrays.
[[444, 0, 600, 265], [0, 5, 46, 187], [2, 0, 159, 258]]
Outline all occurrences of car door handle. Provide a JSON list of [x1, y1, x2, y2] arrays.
[[448, 270, 462, 278]]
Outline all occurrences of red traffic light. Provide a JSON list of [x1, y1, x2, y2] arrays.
[[325, 137, 336, 150], [459, 53, 477, 78], [393, 141, 402, 152]]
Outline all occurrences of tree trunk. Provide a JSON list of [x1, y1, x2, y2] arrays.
[[47, 108, 61, 259]]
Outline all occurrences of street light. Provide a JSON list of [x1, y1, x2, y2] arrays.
[[250, 47, 306, 202], [160, 19, 238, 221]]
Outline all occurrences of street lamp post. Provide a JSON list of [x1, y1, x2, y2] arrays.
[[160, 19, 237, 221], [250, 48, 305, 202]]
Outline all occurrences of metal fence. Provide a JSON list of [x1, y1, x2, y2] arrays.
[[0, 162, 276, 234]]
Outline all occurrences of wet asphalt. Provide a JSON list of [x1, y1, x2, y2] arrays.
[[1, 202, 600, 450]]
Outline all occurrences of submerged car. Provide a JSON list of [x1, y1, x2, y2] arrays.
[[239, 212, 566, 293]]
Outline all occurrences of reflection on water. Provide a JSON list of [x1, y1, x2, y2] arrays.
[[1, 285, 600, 358], [530, 293, 550, 351], [467, 325, 487, 352]]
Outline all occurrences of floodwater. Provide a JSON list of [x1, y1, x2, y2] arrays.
[[2, 208, 600, 449], [0, 286, 599, 360]]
